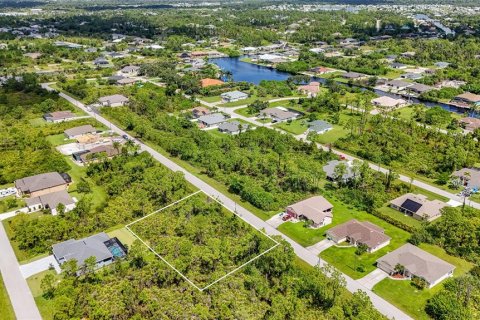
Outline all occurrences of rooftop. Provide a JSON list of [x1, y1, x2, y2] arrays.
[[287, 196, 333, 225], [15, 172, 68, 193], [327, 219, 391, 249]]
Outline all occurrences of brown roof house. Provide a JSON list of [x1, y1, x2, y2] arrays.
[[15, 172, 71, 197], [43, 111, 76, 123], [192, 106, 211, 119], [376, 243, 455, 288], [459, 117, 480, 132], [389, 193, 448, 222], [298, 82, 321, 98], [25, 190, 76, 215], [326, 219, 391, 253], [73, 144, 121, 164], [286, 196, 333, 228]]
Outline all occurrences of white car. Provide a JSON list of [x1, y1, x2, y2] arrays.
[[0, 187, 16, 198]]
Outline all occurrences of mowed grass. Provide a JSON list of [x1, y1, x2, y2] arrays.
[[45, 134, 75, 147], [0, 273, 15, 320], [373, 243, 473, 320], [274, 118, 309, 135], [27, 269, 61, 320], [200, 96, 222, 103], [376, 206, 422, 229], [107, 227, 137, 248]]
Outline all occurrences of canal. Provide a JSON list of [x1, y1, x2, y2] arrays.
[[210, 57, 473, 116]]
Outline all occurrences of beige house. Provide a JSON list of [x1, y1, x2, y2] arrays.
[[371, 96, 407, 109], [15, 172, 70, 198], [25, 190, 76, 215], [326, 219, 391, 253], [377, 243, 455, 288], [389, 193, 448, 222], [286, 196, 333, 228]]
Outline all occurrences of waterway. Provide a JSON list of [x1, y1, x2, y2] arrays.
[[210, 57, 473, 116]]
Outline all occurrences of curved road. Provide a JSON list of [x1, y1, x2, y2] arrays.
[[42, 83, 413, 319]]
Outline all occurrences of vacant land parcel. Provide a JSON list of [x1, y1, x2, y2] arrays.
[[127, 191, 278, 290]]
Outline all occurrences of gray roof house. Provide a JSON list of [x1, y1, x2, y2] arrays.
[[260, 107, 299, 123], [25, 190, 76, 215], [120, 65, 140, 75], [323, 160, 355, 182], [52, 232, 127, 272], [326, 219, 391, 252], [15, 172, 70, 197], [342, 72, 367, 80], [435, 62, 450, 69], [220, 91, 248, 103], [198, 113, 227, 128], [376, 243, 455, 288], [218, 121, 248, 135], [98, 94, 129, 107], [401, 72, 423, 80], [64, 125, 97, 139], [408, 83, 434, 95], [307, 120, 333, 134]]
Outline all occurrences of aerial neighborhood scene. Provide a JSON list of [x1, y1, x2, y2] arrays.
[[1, 0, 480, 319]]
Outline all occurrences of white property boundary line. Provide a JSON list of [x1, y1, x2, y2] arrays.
[[125, 190, 280, 291]]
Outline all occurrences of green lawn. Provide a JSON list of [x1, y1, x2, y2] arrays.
[[27, 270, 60, 320], [274, 118, 309, 135], [45, 134, 75, 147], [107, 227, 137, 248], [200, 96, 222, 103], [0, 274, 15, 320], [373, 243, 473, 320], [219, 96, 261, 108], [376, 206, 422, 229], [234, 107, 254, 118]]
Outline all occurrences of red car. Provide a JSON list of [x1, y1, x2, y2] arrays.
[[339, 155, 346, 160], [282, 214, 292, 221]]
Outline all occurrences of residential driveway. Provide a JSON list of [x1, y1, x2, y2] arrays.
[[307, 239, 335, 256], [266, 213, 286, 228], [20, 255, 61, 279], [0, 207, 29, 220], [357, 268, 389, 290]]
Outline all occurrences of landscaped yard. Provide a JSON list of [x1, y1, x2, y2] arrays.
[[107, 226, 137, 247], [200, 96, 222, 103], [27, 269, 61, 320], [376, 206, 422, 229], [372, 243, 473, 320], [274, 118, 309, 135], [0, 274, 15, 320], [45, 134, 75, 147]]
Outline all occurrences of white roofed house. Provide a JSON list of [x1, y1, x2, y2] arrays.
[[98, 94, 129, 107], [43, 111, 76, 123], [220, 91, 249, 103], [286, 196, 333, 228]]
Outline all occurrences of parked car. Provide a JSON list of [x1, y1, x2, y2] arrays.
[[282, 214, 292, 221]]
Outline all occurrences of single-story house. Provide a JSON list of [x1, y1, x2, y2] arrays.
[[459, 117, 480, 132], [286, 196, 333, 228], [310, 66, 333, 74], [192, 106, 211, 118], [120, 65, 140, 76], [53, 232, 127, 272], [200, 78, 224, 88], [389, 62, 408, 69], [64, 125, 97, 139], [98, 94, 129, 107], [342, 72, 368, 80], [307, 120, 333, 134], [298, 82, 321, 97], [220, 91, 248, 103], [371, 96, 407, 109], [116, 78, 137, 86], [260, 107, 299, 123], [15, 172, 71, 198], [385, 80, 412, 91], [452, 168, 480, 189], [322, 160, 355, 182], [376, 243, 455, 288], [408, 83, 435, 95], [198, 113, 227, 128], [218, 121, 248, 135], [24, 52, 42, 59], [389, 193, 448, 222], [452, 92, 480, 106], [326, 219, 391, 253], [401, 72, 423, 81], [93, 57, 109, 67], [73, 144, 121, 163], [25, 190, 76, 215], [435, 62, 450, 69], [401, 51, 416, 58], [43, 111, 76, 123]]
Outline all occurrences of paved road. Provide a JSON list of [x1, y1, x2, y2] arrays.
[[0, 222, 42, 320], [46, 83, 412, 320]]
